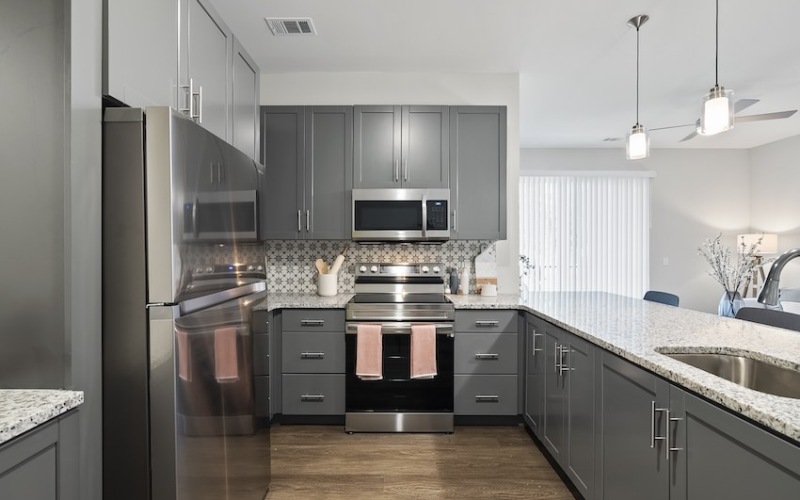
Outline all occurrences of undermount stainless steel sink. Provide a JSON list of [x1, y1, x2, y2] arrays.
[[664, 353, 800, 399]]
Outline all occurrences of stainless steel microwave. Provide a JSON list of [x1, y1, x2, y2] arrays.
[[183, 190, 259, 242], [352, 188, 450, 242]]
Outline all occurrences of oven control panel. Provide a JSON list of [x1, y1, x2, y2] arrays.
[[355, 263, 444, 277]]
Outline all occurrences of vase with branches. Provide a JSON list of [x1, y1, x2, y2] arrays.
[[519, 254, 534, 296], [698, 233, 765, 317]]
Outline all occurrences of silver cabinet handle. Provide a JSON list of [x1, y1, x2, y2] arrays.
[[474, 353, 499, 360], [559, 346, 573, 376], [300, 352, 325, 359], [554, 343, 561, 373], [650, 401, 668, 448], [394, 159, 400, 182], [667, 412, 683, 460], [475, 395, 500, 403], [300, 319, 325, 327], [195, 84, 203, 123], [297, 210, 302, 232], [300, 394, 325, 402], [179, 80, 192, 116], [403, 159, 408, 181], [305, 210, 310, 232], [474, 320, 499, 327], [452, 210, 457, 231], [532, 330, 543, 356]]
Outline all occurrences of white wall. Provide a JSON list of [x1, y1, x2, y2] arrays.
[[749, 134, 800, 286], [520, 148, 752, 313], [262, 72, 521, 293]]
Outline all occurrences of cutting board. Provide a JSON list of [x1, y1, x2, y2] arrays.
[[474, 243, 497, 292]]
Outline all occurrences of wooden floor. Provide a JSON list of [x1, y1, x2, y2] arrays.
[[266, 425, 576, 500]]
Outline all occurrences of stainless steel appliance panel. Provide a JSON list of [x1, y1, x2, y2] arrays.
[[351, 188, 450, 242]]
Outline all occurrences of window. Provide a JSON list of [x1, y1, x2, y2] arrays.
[[519, 173, 651, 298]]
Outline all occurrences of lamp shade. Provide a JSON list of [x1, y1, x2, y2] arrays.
[[626, 124, 649, 160], [699, 86, 734, 135], [737, 233, 778, 254]]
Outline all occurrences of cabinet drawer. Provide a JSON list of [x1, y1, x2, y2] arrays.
[[454, 375, 518, 415], [455, 332, 517, 374], [455, 310, 517, 333], [282, 374, 345, 415], [253, 334, 269, 376], [282, 332, 345, 373], [281, 309, 344, 332], [254, 375, 270, 417]]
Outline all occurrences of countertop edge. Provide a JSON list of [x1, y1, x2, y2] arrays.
[[0, 390, 85, 445]]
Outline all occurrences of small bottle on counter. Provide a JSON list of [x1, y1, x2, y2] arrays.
[[459, 265, 470, 295]]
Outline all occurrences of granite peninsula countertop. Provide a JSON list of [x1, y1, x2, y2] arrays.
[[0, 390, 84, 445], [256, 291, 800, 443]]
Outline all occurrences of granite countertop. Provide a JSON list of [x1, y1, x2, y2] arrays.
[[258, 291, 800, 443], [0, 390, 84, 445]]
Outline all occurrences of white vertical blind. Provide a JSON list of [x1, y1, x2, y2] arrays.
[[519, 174, 651, 298]]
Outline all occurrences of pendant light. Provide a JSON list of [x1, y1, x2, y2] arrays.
[[626, 15, 649, 160], [698, 0, 734, 135]]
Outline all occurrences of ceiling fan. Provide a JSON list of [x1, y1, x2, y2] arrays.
[[651, 99, 798, 142]]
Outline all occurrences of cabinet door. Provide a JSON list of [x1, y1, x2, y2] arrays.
[[181, 0, 232, 140], [304, 106, 353, 239], [564, 333, 596, 497], [353, 105, 401, 188], [231, 37, 259, 160], [524, 315, 545, 436], [449, 106, 507, 239], [105, 0, 178, 109], [669, 387, 800, 500], [260, 107, 304, 239], [401, 106, 449, 188], [542, 326, 565, 460], [600, 353, 669, 500]]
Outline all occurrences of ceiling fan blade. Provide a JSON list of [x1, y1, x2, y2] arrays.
[[736, 110, 797, 123], [679, 130, 699, 142], [650, 123, 695, 131], [734, 99, 760, 114]]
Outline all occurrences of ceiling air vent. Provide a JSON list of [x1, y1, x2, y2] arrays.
[[265, 18, 317, 36]]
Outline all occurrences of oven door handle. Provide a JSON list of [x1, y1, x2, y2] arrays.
[[346, 322, 454, 335]]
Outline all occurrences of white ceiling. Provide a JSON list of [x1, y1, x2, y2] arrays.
[[208, 0, 800, 149]]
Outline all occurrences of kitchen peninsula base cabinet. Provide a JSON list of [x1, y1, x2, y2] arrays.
[[0, 411, 79, 500], [260, 106, 353, 240], [523, 313, 545, 437], [279, 310, 346, 420], [598, 351, 800, 500]]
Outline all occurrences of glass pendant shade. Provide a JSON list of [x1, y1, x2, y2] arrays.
[[699, 85, 735, 135], [626, 124, 649, 160]]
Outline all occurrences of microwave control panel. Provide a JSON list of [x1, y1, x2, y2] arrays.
[[426, 200, 448, 230]]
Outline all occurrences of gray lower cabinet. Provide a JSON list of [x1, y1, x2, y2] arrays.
[[0, 410, 79, 500], [523, 313, 545, 438], [353, 105, 449, 189], [449, 106, 507, 240], [453, 310, 517, 416], [598, 351, 800, 500], [260, 106, 353, 240], [539, 321, 597, 499], [280, 309, 346, 417], [252, 310, 271, 418]]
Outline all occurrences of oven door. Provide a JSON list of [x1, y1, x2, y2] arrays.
[[345, 322, 454, 413]]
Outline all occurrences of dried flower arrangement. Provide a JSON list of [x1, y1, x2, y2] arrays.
[[698, 233, 766, 303]]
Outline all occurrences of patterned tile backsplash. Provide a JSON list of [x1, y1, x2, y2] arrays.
[[184, 240, 496, 294]]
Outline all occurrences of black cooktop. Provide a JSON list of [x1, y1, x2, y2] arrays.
[[349, 293, 452, 304]]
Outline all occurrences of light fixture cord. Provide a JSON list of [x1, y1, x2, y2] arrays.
[[715, 0, 719, 86], [636, 24, 640, 124]]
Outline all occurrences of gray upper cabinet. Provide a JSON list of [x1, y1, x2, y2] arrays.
[[260, 106, 352, 240], [179, 0, 232, 141], [449, 106, 507, 240], [353, 105, 449, 188], [231, 38, 260, 161], [105, 0, 178, 109], [524, 313, 545, 438]]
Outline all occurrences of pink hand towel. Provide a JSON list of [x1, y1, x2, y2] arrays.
[[356, 324, 383, 380], [176, 328, 192, 382], [214, 326, 240, 383], [411, 324, 437, 379]]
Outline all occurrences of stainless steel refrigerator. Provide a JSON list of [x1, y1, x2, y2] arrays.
[[102, 107, 270, 500]]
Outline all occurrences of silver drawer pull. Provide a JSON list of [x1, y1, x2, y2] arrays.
[[300, 319, 325, 327], [300, 394, 325, 402], [300, 352, 325, 359], [474, 320, 500, 327], [474, 353, 499, 360], [475, 395, 500, 403]]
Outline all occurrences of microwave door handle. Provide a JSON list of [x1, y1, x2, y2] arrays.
[[421, 195, 428, 239]]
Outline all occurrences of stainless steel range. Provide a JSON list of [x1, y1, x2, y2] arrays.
[[345, 263, 455, 433]]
